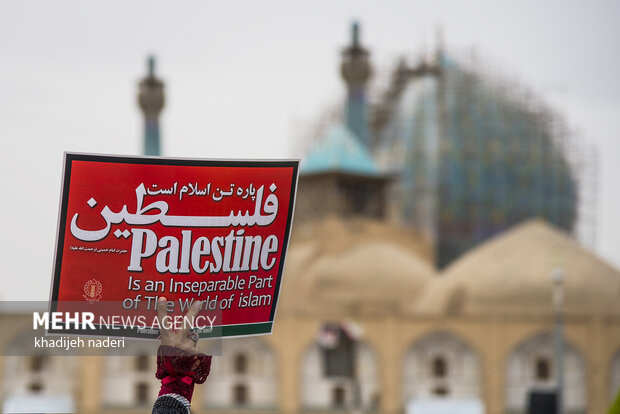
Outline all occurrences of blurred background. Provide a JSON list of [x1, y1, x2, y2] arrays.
[[1, 1, 619, 413]]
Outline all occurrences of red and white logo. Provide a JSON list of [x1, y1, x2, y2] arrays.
[[83, 279, 102, 303]]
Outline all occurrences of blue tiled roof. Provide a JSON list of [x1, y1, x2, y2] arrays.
[[301, 124, 380, 176]]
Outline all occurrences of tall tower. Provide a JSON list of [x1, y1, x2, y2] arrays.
[[340, 21, 372, 148], [138, 55, 165, 156]]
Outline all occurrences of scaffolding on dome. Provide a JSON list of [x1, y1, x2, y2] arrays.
[[369, 47, 597, 267]]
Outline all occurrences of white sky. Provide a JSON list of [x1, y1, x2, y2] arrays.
[[1, 0, 618, 300]]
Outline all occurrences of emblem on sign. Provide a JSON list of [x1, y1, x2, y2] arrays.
[[83, 279, 102, 303]]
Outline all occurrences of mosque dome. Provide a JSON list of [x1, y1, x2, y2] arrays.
[[373, 56, 579, 268], [411, 219, 620, 317], [281, 217, 434, 315], [301, 124, 380, 177]]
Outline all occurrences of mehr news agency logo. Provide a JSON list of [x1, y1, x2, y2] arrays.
[[30, 301, 217, 351]]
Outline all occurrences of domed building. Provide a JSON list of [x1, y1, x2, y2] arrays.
[[193, 22, 618, 414], [188, 22, 619, 411]]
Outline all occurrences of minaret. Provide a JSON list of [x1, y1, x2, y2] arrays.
[[340, 21, 372, 148], [138, 55, 165, 156]]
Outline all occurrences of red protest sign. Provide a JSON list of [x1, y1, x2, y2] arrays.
[[50, 153, 298, 339]]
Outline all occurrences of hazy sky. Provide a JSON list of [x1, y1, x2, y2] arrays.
[[1, 0, 618, 300]]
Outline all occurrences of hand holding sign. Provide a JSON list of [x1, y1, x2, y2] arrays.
[[157, 297, 202, 354]]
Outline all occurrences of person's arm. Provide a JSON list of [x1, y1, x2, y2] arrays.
[[153, 297, 211, 414]]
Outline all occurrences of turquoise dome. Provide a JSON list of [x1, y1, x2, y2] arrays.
[[301, 124, 380, 176]]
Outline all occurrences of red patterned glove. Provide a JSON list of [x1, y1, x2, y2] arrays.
[[155, 345, 212, 401]]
